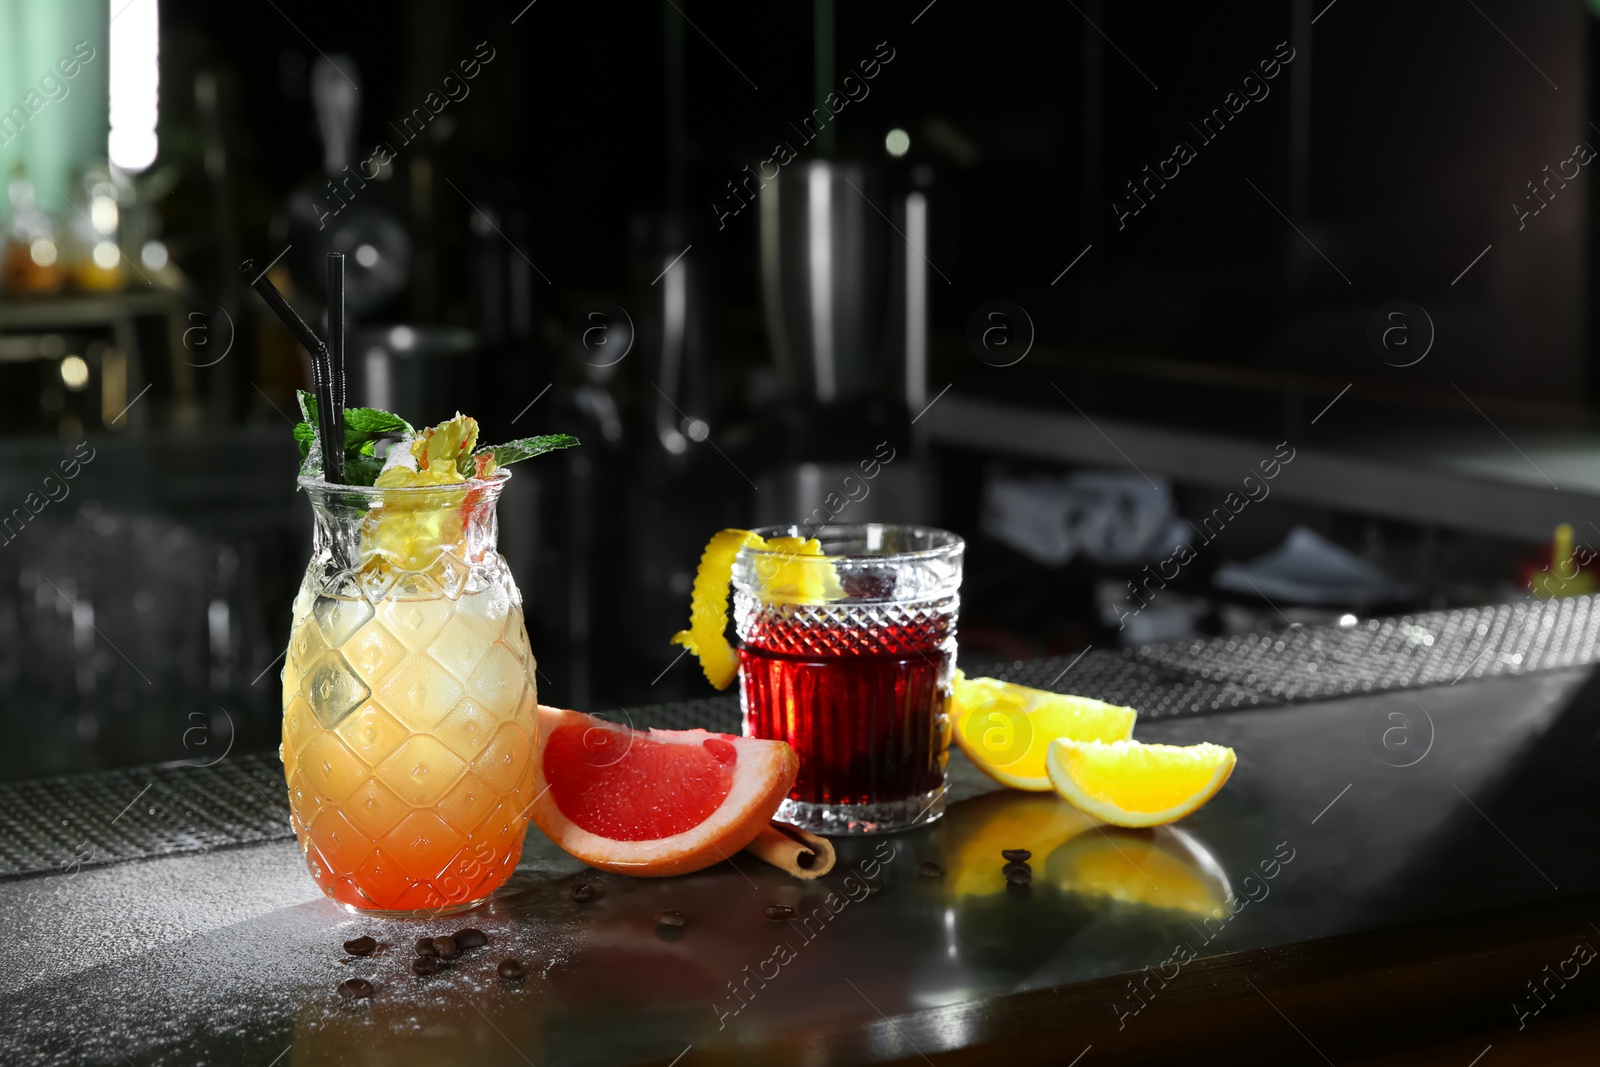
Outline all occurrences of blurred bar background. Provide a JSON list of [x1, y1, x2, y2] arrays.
[[2, 0, 1598, 779]]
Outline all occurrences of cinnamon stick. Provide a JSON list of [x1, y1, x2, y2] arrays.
[[744, 821, 836, 879]]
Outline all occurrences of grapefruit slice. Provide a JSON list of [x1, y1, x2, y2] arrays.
[[528, 706, 799, 877], [1045, 739, 1236, 828]]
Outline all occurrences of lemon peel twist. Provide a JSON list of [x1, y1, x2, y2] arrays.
[[671, 529, 841, 690], [755, 535, 844, 603], [672, 529, 766, 689]]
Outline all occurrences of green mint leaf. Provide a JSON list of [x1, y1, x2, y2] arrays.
[[343, 453, 386, 487], [292, 401, 575, 487], [344, 407, 412, 439], [293, 395, 414, 486], [475, 434, 580, 469], [340, 406, 413, 486]]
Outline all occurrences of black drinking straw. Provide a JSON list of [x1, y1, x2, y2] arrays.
[[240, 259, 344, 484], [326, 252, 347, 462]]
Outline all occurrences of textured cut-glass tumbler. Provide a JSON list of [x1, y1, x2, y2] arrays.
[[734, 524, 963, 834]]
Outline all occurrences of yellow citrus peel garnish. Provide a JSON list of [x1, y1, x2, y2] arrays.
[[754, 535, 844, 603], [671, 529, 841, 689], [672, 529, 766, 690], [359, 413, 481, 571]]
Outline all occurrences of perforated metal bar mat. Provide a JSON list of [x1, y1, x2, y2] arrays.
[[8, 596, 1599, 882], [618, 653, 1276, 731], [1135, 595, 1600, 702], [964, 649, 1277, 717], [0, 752, 293, 880], [620, 696, 742, 734]]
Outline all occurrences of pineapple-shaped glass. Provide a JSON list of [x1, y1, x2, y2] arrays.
[[280, 471, 538, 915]]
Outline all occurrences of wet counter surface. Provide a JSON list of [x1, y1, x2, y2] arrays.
[[6, 667, 1600, 1066]]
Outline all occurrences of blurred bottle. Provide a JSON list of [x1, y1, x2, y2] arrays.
[[1, 163, 64, 295], [67, 166, 128, 292]]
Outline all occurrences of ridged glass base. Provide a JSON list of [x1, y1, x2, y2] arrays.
[[777, 785, 946, 835], [332, 895, 489, 919]]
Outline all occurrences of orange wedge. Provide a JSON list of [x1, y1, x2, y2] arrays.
[[1045, 739, 1235, 828], [952, 673, 1136, 791]]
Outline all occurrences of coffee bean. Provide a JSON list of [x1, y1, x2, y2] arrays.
[[1004, 863, 1032, 886], [432, 936, 458, 960], [918, 861, 944, 878], [655, 909, 686, 928], [497, 959, 525, 981], [411, 956, 438, 976], [454, 928, 488, 950], [763, 904, 795, 920], [864, 878, 883, 895], [571, 883, 595, 903], [1001, 849, 1032, 863], [415, 937, 437, 957], [338, 978, 373, 999], [343, 936, 377, 957]]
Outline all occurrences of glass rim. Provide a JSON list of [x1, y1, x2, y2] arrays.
[[739, 523, 963, 562], [297, 468, 512, 497]]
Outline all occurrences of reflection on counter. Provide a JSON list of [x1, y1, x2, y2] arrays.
[[277, 785, 1237, 1066], [1049, 826, 1232, 917], [13, 669, 1599, 1066]]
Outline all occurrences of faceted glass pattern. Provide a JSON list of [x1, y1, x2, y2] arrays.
[[732, 525, 963, 834], [281, 476, 538, 915]]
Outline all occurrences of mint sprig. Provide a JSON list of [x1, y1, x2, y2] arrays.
[[293, 393, 578, 485], [296, 389, 416, 483], [467, 434, 580, 474]]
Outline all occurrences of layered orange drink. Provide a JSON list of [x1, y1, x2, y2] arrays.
[[281, 406, 575, 914]]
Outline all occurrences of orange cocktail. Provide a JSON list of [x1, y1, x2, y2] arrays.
[[281, 453, 539, 915]]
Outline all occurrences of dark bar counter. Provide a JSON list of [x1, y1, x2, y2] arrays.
[[7, 601, 1600, 1065]]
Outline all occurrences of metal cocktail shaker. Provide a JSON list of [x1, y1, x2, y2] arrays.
[[756, 159, 931, 527]]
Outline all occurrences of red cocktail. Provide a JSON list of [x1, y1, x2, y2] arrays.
[[733, 525, 963, 833]]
